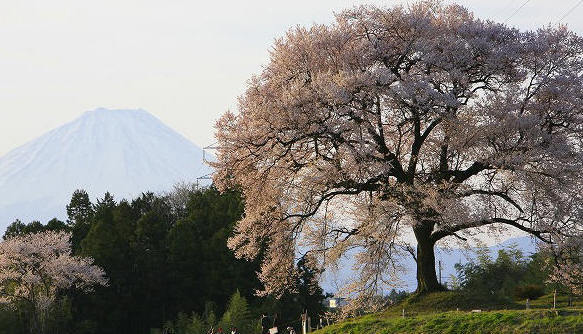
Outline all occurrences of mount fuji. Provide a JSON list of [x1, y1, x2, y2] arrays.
[[0, 108, 212, 232]]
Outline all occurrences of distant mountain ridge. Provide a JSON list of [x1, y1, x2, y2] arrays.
[[0, 108, 212, 232]]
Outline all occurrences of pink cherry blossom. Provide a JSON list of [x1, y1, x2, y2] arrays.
[[0, 230, 107, 332]]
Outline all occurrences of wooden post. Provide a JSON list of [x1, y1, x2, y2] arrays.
[[301, 312, 307, 334], [402, 308, 405, 318], [553, 289, 557, 309], [526, 298, 530, 310]]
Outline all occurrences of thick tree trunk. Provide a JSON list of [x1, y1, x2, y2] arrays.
[[414, 223, 444, 294]]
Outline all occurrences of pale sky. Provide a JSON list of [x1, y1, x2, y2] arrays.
[[1, 0, 582, 156]]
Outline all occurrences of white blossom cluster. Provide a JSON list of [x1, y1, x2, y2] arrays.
[[0, 231, 107, 311]]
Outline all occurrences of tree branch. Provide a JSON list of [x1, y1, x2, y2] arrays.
[[430, 217, 551, 243], [459, 189, 524, 213]]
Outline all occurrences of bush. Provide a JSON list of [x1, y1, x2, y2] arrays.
[[387, 289, 410, 305], [514, 284, 545, 300], [454, 246, 549, 302]]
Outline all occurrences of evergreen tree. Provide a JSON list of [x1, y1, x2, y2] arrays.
[[3, 219, 25, 240], [3, 219, 68, 240], [45, 218, 68, 232], [66, 189, 94, 226], [257, 258, 326, 332], [220, 290, 252, 333], [94, 192, 116, 217]]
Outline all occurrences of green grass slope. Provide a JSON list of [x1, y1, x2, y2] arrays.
[[315, 292, 583, 334]]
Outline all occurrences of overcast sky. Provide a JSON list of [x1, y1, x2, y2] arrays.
[[1, 0, 582, 156]]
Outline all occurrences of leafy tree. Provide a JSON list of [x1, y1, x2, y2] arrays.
[[167, 187, 259, 316], [77, 196, 139, 333], [212, 1, 583, 303], [387, 289, 410, 305], [2, 220, 26, 240], [454, 246, 547, 301], [45, 218, 68, 232], [3, 219, 69, 240], [4, 220, 43, 238], [70, 187, 266, 333], [257, 259, 326, 332]]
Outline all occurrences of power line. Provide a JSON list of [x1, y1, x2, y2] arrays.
[[493, 0, 518, 20], [504, 0, 533, 23], [559, 0, 583, 22]]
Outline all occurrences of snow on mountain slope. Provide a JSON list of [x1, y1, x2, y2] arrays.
[[0, 108, 212, 232]]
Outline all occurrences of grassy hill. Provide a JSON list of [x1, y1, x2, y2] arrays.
[[315, 292, 583, 334]]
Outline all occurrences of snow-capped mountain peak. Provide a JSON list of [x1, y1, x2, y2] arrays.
[[0, 108, 211, 231]]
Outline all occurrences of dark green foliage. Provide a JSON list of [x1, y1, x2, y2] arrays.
[[66, 189, 94, 226], [67, 189, 95, 251], [387, 289, 410, 305], [3, 219, 26, 240], [166, 188, 260, 316], [453, 245, 546, 302], [514, 284, 546, 300], [219, 290, 254, 333], [45, 218, 69, 231], [256, 257, 327, 333], [72, 187, 266, 334], [3, 218, 68, 240], [163, 310, 217, 334], [0, 304, 25, 334], [163, 291, 259, 334]]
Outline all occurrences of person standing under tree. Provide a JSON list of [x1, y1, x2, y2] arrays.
[[261, 314, 270, 334], [272, 313, 280, 332]]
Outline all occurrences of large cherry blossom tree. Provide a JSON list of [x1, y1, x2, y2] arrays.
[[0, 231, 108, 333], [212, 2, 583, 302]]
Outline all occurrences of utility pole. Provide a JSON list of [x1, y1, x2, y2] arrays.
[[438, 260, 443, 285], [202, 142, 220, 163], [196, 142, 219, 188]]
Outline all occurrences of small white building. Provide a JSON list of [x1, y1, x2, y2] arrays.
[[324, 297, 348, 309]]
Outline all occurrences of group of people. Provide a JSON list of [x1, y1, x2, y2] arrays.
[[261, 314, 297, 334], [207, 327, 240, 334], [202, 313, 299, 334]]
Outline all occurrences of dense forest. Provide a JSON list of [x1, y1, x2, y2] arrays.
[[0, 186, 326, 334]]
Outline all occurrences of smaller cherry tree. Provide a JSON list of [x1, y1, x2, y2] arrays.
[[547, 236, 583, 296], [0, 230, 108, 334]]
